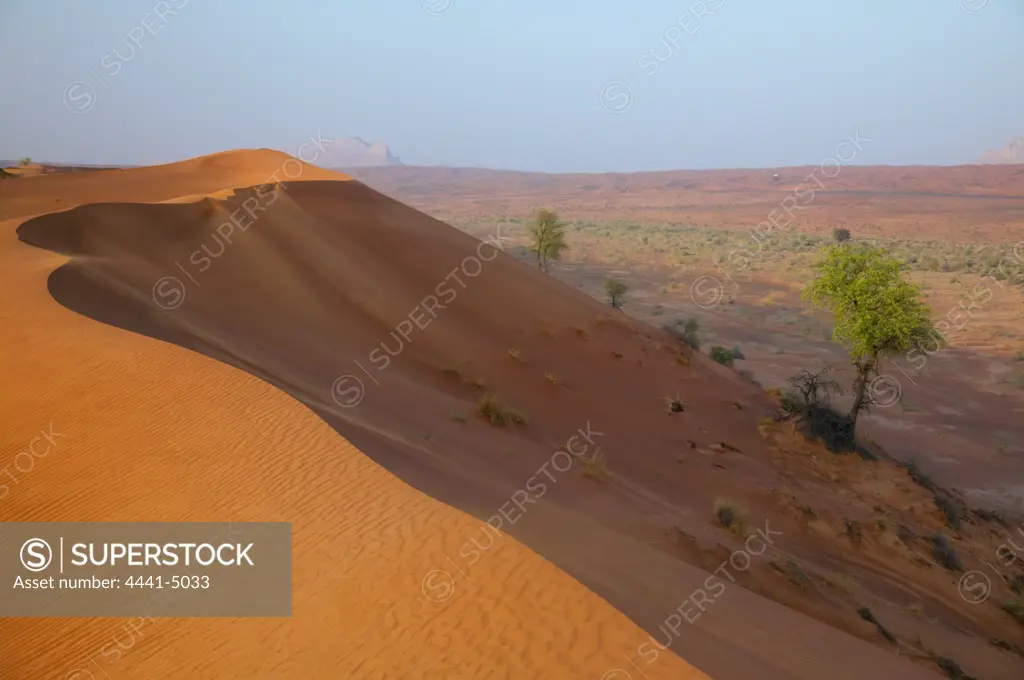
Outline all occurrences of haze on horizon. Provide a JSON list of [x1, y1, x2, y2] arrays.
[[1, 0, 1022, 173]]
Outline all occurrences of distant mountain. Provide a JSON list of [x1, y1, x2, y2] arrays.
[[977, 137, 1024, 164], [316, 137, 403, 168]]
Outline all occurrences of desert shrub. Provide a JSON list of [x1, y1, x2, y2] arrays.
[[714, 499, 746, 535], [833, 227, 852, 243], [666, 396, 684, 413], [780, 389, 804, 414], [477, 394, 528, 427], [664, 318, 701, 350], [605, 278, 628, 309], [935, 494, 962, 530], [931, 534, 963, 572], [783, 367, 856, 451], [580, 450, 608, 479], [709, 346, 735, 366], [1003, 599, 1024, 624]]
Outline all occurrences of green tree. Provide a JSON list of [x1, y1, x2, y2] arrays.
[[528, 209, 568, 272], [803, 244, 934, 430], [605, 278, 628, 309], [19, 157, 32, 167]]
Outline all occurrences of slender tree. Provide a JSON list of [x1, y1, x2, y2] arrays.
[[528, 209, 569, 272], [803, 244, 934, 430]]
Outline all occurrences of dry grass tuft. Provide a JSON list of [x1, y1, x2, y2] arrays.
[[477, 394, 528, 427]]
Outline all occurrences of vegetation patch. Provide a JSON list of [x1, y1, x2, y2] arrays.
[[713, 499, 746, 535], [477, 394, 528, 427], [931, 534, 963, 572]]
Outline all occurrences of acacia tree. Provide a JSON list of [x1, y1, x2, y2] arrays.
[[803, 244, 934, 431], [528, 208, 568, 272]]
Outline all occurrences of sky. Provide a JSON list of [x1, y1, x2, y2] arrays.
[[1, 0, 1022, 172]]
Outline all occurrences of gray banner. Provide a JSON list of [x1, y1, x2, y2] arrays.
[[0, 522, 291, 617]]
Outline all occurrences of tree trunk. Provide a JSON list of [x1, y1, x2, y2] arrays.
[[849, 368, 868, 430], [848, 353, 878, 430]]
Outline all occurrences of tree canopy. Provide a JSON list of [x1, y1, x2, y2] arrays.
[[803, 244, 935, 426], [528, 209, 568, 272]]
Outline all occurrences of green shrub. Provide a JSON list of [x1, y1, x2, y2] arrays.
[[664, 318, 701, 350], [605, 278, 628, 309], [710, 346, 735, 366], [1002, 599, 1024, 624]]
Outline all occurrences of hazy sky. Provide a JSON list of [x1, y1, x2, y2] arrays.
[[1, 0, 1021, 172]]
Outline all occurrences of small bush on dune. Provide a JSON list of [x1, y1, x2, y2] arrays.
[[664, 318, 701, 350], [713, 499, 746, 535], [931, 534, 963, 572], [605, 278, 629, 309], [779, 367, 856, 451], [477, 394, 528, 427], [1002, 599, 1024, 624], [580, 450, 608, 480], [709, 346, 735, 366], [935, 494, 962, 530]]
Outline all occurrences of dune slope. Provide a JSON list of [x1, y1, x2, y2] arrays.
[[0, 151, 711, 679]]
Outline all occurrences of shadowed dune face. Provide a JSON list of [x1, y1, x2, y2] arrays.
[[17, 179, 770, 519], [8, 155, 1016, 680]]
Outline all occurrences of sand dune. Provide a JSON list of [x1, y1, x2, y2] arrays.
[[2, 150, 1015, 679], [0, 152, 711, 679]]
